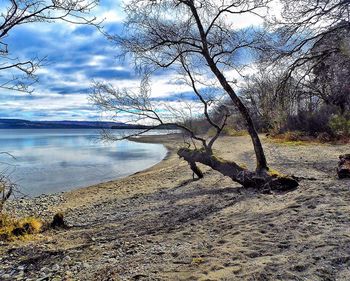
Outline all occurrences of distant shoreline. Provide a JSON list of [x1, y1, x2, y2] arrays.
[[0, 118, 177, 130]]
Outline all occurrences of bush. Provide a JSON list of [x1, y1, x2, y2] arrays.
[[270, 131, 310, 142], [317, 132, 333, 143], [329, 114, 350, 137], [284, 109, 334, 136], [282, 131, 307, 141]]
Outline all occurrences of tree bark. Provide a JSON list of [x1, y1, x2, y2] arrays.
[[178, 148, 298, 192], [189, 162, 204, 179], [187, 3, 268, 172], [204, 56, 268, 172]]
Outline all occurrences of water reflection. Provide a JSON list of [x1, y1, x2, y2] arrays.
[[0, 129, 168, 197]]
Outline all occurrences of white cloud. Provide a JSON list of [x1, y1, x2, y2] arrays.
[[0, 0, 282, 121]]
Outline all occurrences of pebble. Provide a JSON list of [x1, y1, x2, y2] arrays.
[[52, 264, 60, 271], [3, 193, 65, 219], [37, 276, 52, 281], [63, 256, 71, 262], [40, 267, 50, 276]]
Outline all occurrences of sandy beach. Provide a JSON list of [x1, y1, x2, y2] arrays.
[[1, 134, 350, 281]]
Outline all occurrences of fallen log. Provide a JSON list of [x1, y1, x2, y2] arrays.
[[178, 148, 298, 192]]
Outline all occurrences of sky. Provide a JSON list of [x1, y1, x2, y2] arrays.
[[0, 0, 272, 121]]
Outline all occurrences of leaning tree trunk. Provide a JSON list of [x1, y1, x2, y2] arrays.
[[189, 5, 268, 172], [178, 148, 298, 192], [204, 56, 268, 172]]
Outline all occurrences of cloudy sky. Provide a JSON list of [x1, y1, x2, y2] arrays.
[[0, 0, 269, 121]]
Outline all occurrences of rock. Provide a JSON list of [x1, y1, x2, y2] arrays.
[[15, 273, 24, 281], [132, 274, 148, 280], [63, 256, 71, 262], [337, 154, 350, 179], [37, 275, 52, 281], [52, 264, 60, 271], [51, 213, 66, 228], [2, 274, 11, 279], [40, 267, 50, 275]]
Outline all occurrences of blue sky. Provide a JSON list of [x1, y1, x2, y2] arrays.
[[0, 0, 134, 121], [0, 0, 267, 121]]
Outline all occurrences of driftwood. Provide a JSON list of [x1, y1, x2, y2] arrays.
[[338, 154, 350, 179], [178, 148, 299, 192]]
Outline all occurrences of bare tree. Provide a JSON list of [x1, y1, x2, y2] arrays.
[[240, 65, 301, 132], [266, 0, 350, 92], [0, 0, 99, 92], [310, 25, 350, 115], [92, 0, 299, 191]]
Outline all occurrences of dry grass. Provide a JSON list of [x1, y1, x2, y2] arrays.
[[0, 214, 43, 241], [268, 130, 350, 145], [191, 257, 205, 265], [208, 127, 248, 137], [268, 131, 317, 146]]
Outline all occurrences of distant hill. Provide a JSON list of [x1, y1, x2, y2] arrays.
[[0, 119, 179, 129], [0, 119, 129, 129]]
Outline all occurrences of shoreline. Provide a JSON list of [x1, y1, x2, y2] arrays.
[[3, 133, 183, 219], [1, 135, 350, 280], [57, 133, 184, 213]]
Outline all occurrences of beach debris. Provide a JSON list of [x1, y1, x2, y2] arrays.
[[337, 154, 350, 179]]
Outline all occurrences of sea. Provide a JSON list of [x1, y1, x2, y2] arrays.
[[0, 129, 169, 197]]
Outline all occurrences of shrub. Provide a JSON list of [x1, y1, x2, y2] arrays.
[[285, 111, 330, 136], [282, 106, 337, 136], [317, 132, 333, 143], [283, 131, 307, 141], [270, 131, 310, 142], [329, 114, 350, 137]]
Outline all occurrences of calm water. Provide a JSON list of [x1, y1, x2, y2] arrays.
[[0, 129, 168, 197]]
